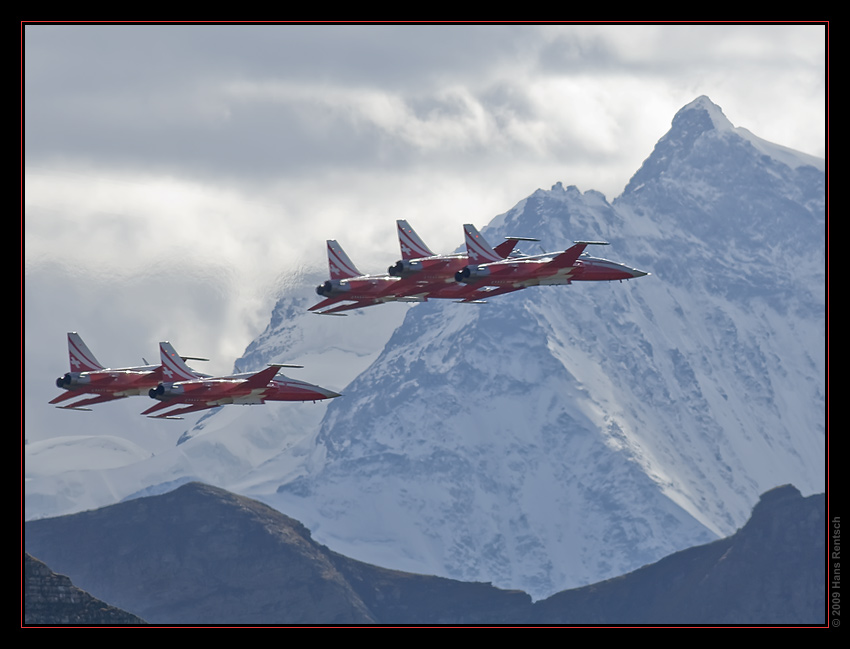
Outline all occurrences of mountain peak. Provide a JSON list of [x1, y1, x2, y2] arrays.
[[676, 95, 824, 171], [677, 95, 735, 132], [622, 95, 824, 197]]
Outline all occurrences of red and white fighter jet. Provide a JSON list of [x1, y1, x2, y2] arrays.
[[380, 219, 536, 302], [309, 240, 405, 316], [454, 224, 649, 300], [142, 341, 340, 419], [49, 332, 208, 411], [310, 222, 538, 315]]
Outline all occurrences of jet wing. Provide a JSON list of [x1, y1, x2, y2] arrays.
[[309, 296, 348, 312], [492, 239, 520, 258], [315, 299, 386, 315], [145, 402, 223, 420], [458, 285, 527, 301], [141, 399, 178, 416], [375, 275, 453, 299], [544, 243, 589, 270], [54, 394, 128, 410], [237, 365, 282, 390], [49, 390, 88, 405], [141, 393, 224, 417]]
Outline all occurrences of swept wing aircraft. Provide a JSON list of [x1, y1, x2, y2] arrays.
[[49, 332, 209, 411], [310, 240, 406, 315], [454, 224, 648, 300], [310, 222, 538, 315], [142, 341, 340, 419], [380, 220, 537, 301]]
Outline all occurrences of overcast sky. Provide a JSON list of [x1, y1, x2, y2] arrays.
[[23, 23, 826, 439]]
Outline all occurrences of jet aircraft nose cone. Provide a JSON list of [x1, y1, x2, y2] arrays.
[[631, 268, 649, 278], [308, 385, 341, 400]]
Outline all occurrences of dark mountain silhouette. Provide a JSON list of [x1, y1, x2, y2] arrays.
[[530, 484, 825, 624], [24, 482, 825, 625], [24, 552, 146, 625]]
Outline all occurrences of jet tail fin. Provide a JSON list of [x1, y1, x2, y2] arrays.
[[397, 220, 434, 259], [463, 224, 502, 263], [159, 342, 199, 382], [327, 240, 363, 279], [67, 332, 104, 372]]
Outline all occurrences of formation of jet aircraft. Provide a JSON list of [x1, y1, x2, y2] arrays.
[[49, 332, 210, 412], [50, 333, 339, 419], [382, 220, 539, 303], [51, 222, 646, 419], [310, 220, 647, 314]]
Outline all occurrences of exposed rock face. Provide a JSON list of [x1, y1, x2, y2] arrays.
[[24, 553, 146, 625]]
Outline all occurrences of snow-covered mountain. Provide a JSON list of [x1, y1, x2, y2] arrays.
[[253, 96, 826, 598], [25, 96, 825, 601]]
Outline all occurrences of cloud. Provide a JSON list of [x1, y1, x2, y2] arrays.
[[25, 24, 825, 182], [24, 23, 826, 441]]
